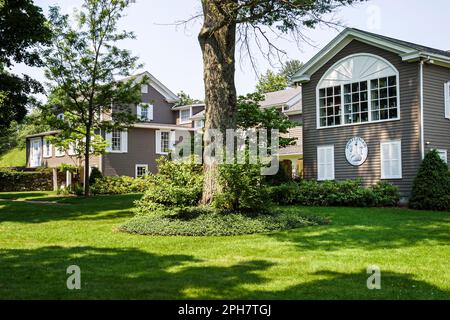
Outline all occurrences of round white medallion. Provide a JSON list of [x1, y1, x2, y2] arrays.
[[345, 137, 368, 166]]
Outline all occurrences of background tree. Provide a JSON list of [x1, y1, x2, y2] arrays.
[[175, 90, 203, 106], [256, 70, 288, 93], [43, 0, 144, 196], [256, 59, 304, 93], [194, 0, 366, 204], [280, 59, 304, 83], [0, 0, 51, 135]]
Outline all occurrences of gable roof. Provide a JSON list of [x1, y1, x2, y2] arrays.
[[292, 28, 450, 84], [121, 71, 179, 103], [260, 87, 302, 115]]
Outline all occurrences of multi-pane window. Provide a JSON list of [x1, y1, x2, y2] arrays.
[[344, 81, 369, 124], [161, 131, 170, 152], [371, 76, 398, 121], [112, 130, 121, 151], [318, 76, 399, 128], [135, 165, 148, 178], [319, 85, 341, 127], [180, 109, 191, 124], [43, 139, 52, 158]]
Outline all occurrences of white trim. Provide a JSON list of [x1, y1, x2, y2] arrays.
[[135, 164, 149, 178], [155, 130, 171, 155], [444, 82, 450, 119], [420, 61, 425, 159], [29, 138, 42, 168], [316, 53, 400, 130], [141, 84, 148, 94], [43, 138, 52, 158], [55, 146, 65, 158], [436, 149, 448, 164], [380, 140, 402, 180], [317, 145, 335, 181]]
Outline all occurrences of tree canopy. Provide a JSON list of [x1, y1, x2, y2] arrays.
[[42, 0, 143, 195], [0, 0, 51, 135]]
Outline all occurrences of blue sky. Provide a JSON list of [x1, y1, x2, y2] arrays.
[[12, 0, 450, 101]]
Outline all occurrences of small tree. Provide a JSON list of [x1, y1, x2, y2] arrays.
[[280, 59, 304, 83], [43, 0, 144, 196], [175, 91, 203, 107], [256, 70, 289, 93], [410, 150, 450, 211]]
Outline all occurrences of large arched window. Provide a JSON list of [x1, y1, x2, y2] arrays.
[[317, 53, 400, 128]]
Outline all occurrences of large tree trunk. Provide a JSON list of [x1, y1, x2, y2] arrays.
[[199, 0, 238, 205]]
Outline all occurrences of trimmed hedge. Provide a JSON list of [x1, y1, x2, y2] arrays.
[[0, 168, 53, 192], [269, 179, 400, 207]]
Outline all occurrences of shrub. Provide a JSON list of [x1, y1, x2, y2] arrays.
[[134, 157, 203, 216], [0, 168, 53, 192], [213, 163, 271, 213], [90, 175, 145, 195], [269, 179, 400, 207], [120, 206, 330, 236], [410, 150, 450, 211], [89, 167, 103, 185], [264, 161, 293, 185]]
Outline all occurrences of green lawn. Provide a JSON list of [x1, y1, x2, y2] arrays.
[[0, 147, 26, 167], [0, 191, 449, 300]]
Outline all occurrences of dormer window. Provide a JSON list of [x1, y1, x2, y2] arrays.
[[179, 108, 192, 124], [317, 54, 400, 128]]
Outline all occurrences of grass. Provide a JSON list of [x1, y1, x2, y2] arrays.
[[0, 147, 26, 167], [0, 191, 449, 300]]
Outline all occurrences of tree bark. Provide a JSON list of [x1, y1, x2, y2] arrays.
[[199, 0, 238, 205]]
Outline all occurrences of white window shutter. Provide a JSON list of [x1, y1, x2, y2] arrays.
[[327, 146, 335, 180], [170, 131, 176, 150], [317, 146, 334, 181], [445, 83, 450, 119], [137, 104, 142, 119], [149, 105, 154, 121], [121, 130, 128, 153], [380, 142, 389, 179], [106, 131, 112, 152], [155, 130, 162, 154]]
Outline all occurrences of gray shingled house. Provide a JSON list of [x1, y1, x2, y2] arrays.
[[292, 28, 450, 198]]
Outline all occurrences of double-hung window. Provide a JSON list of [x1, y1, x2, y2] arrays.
[[137, 103, 153, 121], [179, 108, 191, 124], [112, 130, 121, 152], [317, 145, 335, 181], [106, 130, 128, 153], [43, 139, 52, 158], [380, 140, 402, 179], [156, 130, 175, 154]]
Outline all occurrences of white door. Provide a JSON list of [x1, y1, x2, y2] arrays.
[[30, 139, 42, 167]]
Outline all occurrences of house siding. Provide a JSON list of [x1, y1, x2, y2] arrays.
[[102, 128, 161, 177], [302, 40, 421, 197], [423, 63, 450, 167]]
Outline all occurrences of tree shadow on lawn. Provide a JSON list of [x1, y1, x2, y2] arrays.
[[0, 246, 448, 299], [0, 194, 141, 224], [0, 192, 50, 200], [270, 207, 450, 251]]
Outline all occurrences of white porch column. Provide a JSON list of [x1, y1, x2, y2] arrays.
[[66, 170, 72, 188]]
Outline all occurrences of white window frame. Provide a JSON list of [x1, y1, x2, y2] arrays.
[[317, 145, 335, 181], [141, 84, 148, 94], [156, 130, 175, 155], [316, 53, 401, 129], [106, 130, 128, 154], [30, 138, 42, 167], [43, 139, 52, 158], [179, 108, 192, 124], [135, 164, 149, 178], [137, 103, 153, 122], [444, 82, 450, 119], [55, 146, 65, 158], [380, 140, 403, 180], [437, 149, 448, 164]]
